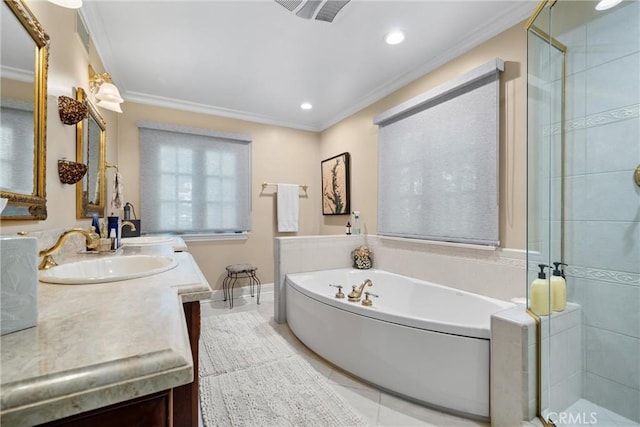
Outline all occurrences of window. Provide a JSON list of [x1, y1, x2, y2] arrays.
[[1, 103, 34, 194], [138, 121, 251, 234], [374, 59, 502, 246]]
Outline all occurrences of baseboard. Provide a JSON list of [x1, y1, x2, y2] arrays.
[[207, 283, 274, 302]]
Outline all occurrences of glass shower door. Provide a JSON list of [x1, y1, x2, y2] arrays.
[[528, 0, 640, 425]]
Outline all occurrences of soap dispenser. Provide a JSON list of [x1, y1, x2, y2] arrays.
[[352, 211, 361, 235], [530, 264, 551, 316], [551, 262, 568, 312]]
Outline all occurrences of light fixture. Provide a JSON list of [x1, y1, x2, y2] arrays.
[[88, 65, 124, 113], [47, 0, 82, 9], [96, 99, 123, 113], [385, 30, 405, 45], [300, 102, 313, 110], [595, 0, 623, 10]]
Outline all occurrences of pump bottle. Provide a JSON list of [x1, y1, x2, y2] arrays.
[[352, 211, 360, 235], [530, 264, 551, 316], [551, 262, 568, 312]]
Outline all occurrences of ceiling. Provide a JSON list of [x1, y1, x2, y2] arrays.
[[81, 1, 537, 132]]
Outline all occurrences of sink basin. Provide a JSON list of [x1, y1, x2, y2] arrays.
[[39, 255, 178, 284], [121, 236, 174, 247]]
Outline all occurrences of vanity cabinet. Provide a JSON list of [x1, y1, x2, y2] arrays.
[[40, 391, 173, 427], [173, 301, 201, 427], [39, 301, 201, 427]]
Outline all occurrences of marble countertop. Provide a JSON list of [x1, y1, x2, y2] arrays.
[[0, 250, 211, 426]]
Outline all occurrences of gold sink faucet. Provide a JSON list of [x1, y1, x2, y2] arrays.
[[348, 279, 373, 302], [38, 227, 100, 270], [121, 221, 136, 232]]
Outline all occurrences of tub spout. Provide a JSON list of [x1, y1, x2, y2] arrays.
[[348, 279, 373, 302]]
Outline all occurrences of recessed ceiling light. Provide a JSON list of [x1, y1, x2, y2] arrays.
[[300, 102, 313, 110], [384, 30, 405, 45], [595, 0, 622, 10]]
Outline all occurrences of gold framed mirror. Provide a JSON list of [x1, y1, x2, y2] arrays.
[[0, 0, 50, 220], [75, 88, 106, 218]]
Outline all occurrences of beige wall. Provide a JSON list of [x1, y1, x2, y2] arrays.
[[116, 103, 320, 289], [319, 22, 528, 250], [2, 2, 527, 291]]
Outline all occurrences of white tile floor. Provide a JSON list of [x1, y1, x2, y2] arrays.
[[199, 291, 489, 427]]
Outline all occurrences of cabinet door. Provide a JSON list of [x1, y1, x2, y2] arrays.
[[40, 390, 172, 427]]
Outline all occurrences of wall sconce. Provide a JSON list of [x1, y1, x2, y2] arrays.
[[89, 65, 123, 113]]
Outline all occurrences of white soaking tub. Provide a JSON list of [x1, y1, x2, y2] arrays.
[[285, 268, 513, 420]]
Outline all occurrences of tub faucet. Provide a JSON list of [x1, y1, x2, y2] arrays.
[[348, 279, 373, 302], [38, 227, 100, 270]]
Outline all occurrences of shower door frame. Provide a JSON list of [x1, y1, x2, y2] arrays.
[[526, 0, 568, 426]]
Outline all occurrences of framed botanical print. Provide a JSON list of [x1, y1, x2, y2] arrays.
[[321, 152, 350, 215]]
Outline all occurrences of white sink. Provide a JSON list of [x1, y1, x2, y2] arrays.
[[121, 236, 174, 247], [39, 255, 178, 284]]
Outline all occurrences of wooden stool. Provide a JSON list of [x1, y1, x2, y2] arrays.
[[223, 264, 261, 308]]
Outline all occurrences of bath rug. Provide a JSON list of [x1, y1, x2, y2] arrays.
[[200, 357, 368, 427], [199, 311, 295, 377]]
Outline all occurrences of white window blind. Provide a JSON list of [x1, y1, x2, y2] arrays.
[[374, 59, 503, 246], [1, 102, 34, 194], [138, 121, 252, 234]]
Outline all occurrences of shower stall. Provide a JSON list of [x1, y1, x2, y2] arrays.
[[527, 0, 639, 426]]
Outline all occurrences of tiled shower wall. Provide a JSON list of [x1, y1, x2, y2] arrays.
[[559, 2, 640, 422]]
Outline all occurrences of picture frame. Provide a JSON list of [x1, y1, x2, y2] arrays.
[[321, 152, 350, 215]]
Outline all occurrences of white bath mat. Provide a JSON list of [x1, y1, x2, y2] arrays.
[[200, 357, 368, 427], [199, 311, 368, 427], [199, 311, 295, 377]]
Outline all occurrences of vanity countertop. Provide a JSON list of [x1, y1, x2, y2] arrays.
[[0, 251, 211, 426]]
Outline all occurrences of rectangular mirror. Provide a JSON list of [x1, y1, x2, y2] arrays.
[[75, 87, 106, 218], [0, 0, 49, 220]]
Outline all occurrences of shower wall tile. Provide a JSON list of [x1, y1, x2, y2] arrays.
[[564, 129, 586, 177], [585, 327, 639, 390], [581, 221, 640, 274], [567, 372, 582, 408], [586, 1, 640, 70], [584, 279, 640, 338], [585, 171, 640, 222], [585, 373, 640, 423], [563, 220, 588, 268], [585, 52, 640, 116], [585, 118, 640, 174], [560, 25, 587, 76], [563, 176, 587, 222], [565, 71, 587, 122]]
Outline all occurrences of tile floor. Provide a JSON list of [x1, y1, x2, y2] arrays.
[[199, 291, 489, 427]]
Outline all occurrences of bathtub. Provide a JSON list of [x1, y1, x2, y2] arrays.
[[285, 268, 513, 419]]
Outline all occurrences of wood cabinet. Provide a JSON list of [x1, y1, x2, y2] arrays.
[[41, 390, 173, 427], [40, 301, 201, 427], [172, 301, 201, 427]]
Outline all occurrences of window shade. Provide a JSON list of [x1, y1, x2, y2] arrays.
[[374, 59, 503, 246], [138, 121, 252, 234], [1, 103, 34, 194]]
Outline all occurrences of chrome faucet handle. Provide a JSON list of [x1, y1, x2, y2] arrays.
[[329, 284, 345, 299], [362, 291, 379, 307]]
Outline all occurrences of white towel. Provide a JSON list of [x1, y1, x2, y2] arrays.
[[277, 184, 299, 232]]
